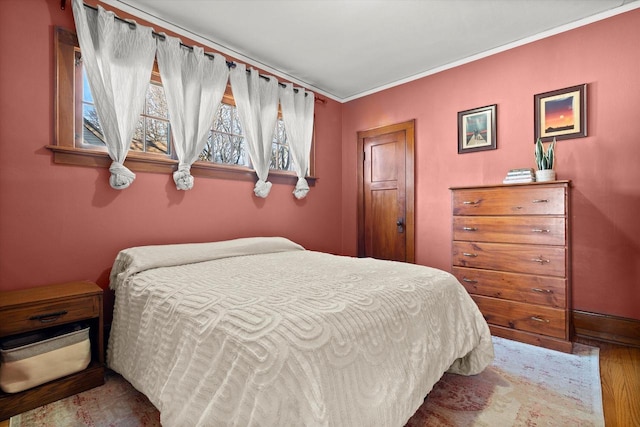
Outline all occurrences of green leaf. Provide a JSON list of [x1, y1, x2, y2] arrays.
[[534, 137, 557, 170], [535, 138, 544, 170]]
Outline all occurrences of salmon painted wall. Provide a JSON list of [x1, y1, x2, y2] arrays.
[[342, 8, 640, 320], [0, 0, 343, 313]]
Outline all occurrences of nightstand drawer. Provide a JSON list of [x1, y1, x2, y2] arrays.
[[0, 295, 100, 336]]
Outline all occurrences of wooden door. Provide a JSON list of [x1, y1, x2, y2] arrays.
[[357, 121, 415, 262]]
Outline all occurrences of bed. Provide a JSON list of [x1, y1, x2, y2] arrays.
[[107, 237, 494, 426]]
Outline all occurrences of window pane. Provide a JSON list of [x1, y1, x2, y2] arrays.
[[213, 103, 243, 136], [271, 144, 291, 170], [145, 117, 170, 155], [270, 119, 293, 171], [270, 145, 278, 170], [146, 84, 168, 119], [214, 104, 231, 131], [276, 120, 286, 142], [130, 117, 145, 152], [232, 136, 248, 166], [81, 104, 105, 147], [199, 139, 213, 162], [81, 69, 93, 103], [215, 133, 229, 163], [80, 75, 172, 155], [231, 107, 242, 135], [211, 133, 246, 165], [206, 103, 247, 166]]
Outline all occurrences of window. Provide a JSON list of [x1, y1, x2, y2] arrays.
[[132, 82, 172, 155], [198, 104, 294, 172], [201, 103, 246, 165], [80, 69, 172, 156], [52, 27, 311, 184], [271, 120, 292, 171]]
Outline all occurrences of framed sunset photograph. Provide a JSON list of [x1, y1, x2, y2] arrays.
[[534, 84, 587, 142], [457, 104, 497, 154]]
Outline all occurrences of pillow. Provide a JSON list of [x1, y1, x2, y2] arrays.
[[109, 237, 304, 290]]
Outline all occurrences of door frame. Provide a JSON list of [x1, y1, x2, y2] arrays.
[[357, 120, 415, 262]]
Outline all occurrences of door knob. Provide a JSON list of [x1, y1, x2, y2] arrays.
[[396, 218, 404, 233]]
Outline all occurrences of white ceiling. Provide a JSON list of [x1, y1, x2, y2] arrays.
[[103, 0, 640, 102]]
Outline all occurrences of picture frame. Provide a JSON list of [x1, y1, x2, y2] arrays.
[[457, 104, 497, 154], [534, 84, 587, 142]]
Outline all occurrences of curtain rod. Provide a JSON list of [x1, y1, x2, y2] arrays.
[[77, 2, 326, 103]]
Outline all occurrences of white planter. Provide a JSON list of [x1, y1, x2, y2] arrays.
[[535, 169, 556, 182]]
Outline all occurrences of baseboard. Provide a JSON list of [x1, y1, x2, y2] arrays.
[[573, 310, 640, 348]]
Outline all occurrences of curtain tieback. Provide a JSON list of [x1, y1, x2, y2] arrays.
[[109, 162, 136, 190], [173, 163, 194, 191], [293, 177, 309, 199], [254, 179, 272, 198]]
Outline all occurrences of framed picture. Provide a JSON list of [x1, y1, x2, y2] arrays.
[[534, 84, 587, 142], [457, 104, 497, 154]]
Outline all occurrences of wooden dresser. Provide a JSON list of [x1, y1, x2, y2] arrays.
[[450, 181, 572, 353]]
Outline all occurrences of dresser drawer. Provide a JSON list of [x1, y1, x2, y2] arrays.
[[0, 295, 100, 336], [452, 241, 566, 276], [471, 295, 567, 339], [452, 186, 565, 216], [452, 266, 567, 308], [453, 216, 565, 245]]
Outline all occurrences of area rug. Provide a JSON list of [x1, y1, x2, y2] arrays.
[[406, 337, 604, 427], [10, 336, 603, 427]]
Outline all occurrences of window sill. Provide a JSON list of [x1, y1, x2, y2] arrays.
[[46, 145, 316, 186]]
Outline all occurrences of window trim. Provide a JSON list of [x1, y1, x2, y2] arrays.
[[50, 26, 315, 186]]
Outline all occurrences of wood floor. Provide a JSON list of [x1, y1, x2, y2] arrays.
[[1, 340, 638, 427], [594, 341, 640, 426]]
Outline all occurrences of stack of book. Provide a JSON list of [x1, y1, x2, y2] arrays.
[[503, 168, 535, 184]]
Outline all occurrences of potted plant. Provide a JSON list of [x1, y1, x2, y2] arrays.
[[535, 137, 556, 182]]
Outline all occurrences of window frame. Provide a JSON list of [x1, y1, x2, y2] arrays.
[[50, 27, 315, 186]]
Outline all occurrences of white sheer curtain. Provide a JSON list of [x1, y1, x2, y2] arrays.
[[279, 84, 315, 199], [156, 35, 229, 190], [229, 64, 279, 198], [72, 0, 157, 190]]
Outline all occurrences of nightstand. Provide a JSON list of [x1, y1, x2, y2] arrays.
[[0, 281, 105, 420]]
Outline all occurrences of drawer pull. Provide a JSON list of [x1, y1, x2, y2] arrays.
[[530, 316, 550, 323], [29, 310, 68, 323], [462, 227, 478, 231], [462, 200, 481, 205], [531, 288, 553, 294], [531, 228, 550, 233], [532, 199, 549, 203], [462, 252, 478, 257], [462, 278, 478, 284], [531, 257, 550, 264]]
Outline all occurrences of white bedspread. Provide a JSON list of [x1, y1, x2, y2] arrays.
[[107, 237, 493, 427]]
